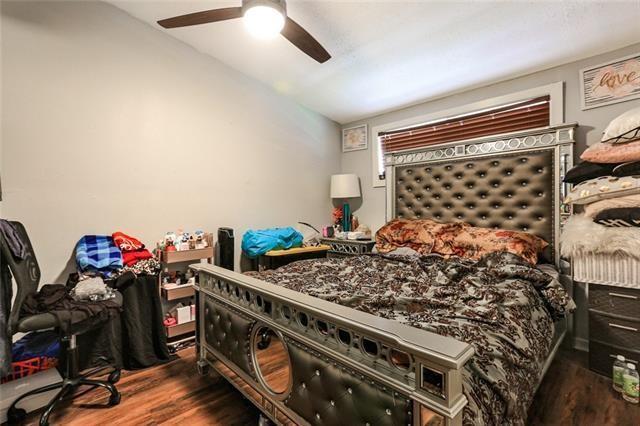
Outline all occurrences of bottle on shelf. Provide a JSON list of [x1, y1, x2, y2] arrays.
[[622, 363, 639, 404], [613, 355, 627, 392]]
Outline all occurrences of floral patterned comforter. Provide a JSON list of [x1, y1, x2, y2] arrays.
[[246, 252, 575, 425]]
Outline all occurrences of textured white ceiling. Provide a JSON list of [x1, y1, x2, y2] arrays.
[[110, 0, 640, 123]]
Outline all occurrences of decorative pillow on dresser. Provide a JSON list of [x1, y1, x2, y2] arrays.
[[563, 161, 617, 185], [612, 160, 640, 177], [581, 107, 640, 163], [563, 175, 640, 205], [584, 193, 640, 218], [580, 139, 640, 163], [601, 105, 640, 144], [593, 208, 640, 227]]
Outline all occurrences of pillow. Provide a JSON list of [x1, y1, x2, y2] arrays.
[[375, 246, 421, 257], [375, 218, 460, 254], [581, 138, 640, 163], [563, 175, 640, 205], [583, 193, 640, 218], [376, 218, 547, 264], [612, 161, 640, 177], [594, 208, 640, 227], [563, 161, 617, 185], [602, 106, 640, 144], [436, 226, 548, 265]]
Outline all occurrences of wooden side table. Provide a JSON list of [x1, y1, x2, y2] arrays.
[[319, 238, 376, 258], [258, 245, 330, 271]]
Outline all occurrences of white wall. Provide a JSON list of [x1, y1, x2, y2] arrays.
[[340, 42, 640, 349], [1, 1, 341, 284]]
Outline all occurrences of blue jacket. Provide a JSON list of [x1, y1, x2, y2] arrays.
[[241, 227, 303, 258]]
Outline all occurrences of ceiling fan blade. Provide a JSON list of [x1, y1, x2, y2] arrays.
[[281, 17, 331, 63], [157, 7, 243, 29]]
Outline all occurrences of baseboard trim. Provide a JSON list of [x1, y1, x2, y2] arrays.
[[573, 337, 589, 352]]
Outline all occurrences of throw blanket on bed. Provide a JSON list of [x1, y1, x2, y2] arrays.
[[75, 235, 123, 274], [246, 252, 575, 425]]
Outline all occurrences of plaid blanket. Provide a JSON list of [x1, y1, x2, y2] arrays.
[[75, 235, 123, 273]]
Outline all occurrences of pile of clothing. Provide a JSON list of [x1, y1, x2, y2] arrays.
[[75, 231, 160, 278], [561, 106, 640, 258], [1, 331, 60, 384], [241, 226, 304, 258]]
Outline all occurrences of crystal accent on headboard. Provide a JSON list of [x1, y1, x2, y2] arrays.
[[384, 124, 575, 166]]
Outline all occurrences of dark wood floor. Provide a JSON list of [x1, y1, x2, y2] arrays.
[[22, 346, 639, 425]]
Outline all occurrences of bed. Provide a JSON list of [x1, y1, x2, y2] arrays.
[[192, 123, 577, 426]]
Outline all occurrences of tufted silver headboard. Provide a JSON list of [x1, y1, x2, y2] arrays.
[[384, 124, 576, 265]]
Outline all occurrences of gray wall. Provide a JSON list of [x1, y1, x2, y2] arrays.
[[1, 1, 341, 284], [340, 42, 640, 349]]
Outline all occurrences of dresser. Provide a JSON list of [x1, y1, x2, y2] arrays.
[[319, 238, 375, 258], [588, 283, 640, 376]]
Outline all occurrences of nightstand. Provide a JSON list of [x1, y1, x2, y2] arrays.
[[588, 283, 640, 376], [319, 238, 375, 258]]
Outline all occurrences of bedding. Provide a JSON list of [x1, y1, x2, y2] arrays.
[[563, 161, 617, 185], [560, 214, 640, 259], [612, 160, 640, 177], [583, 193, 640, 217], [563, 175, 640, 205], [580, 138, 640, 163], [75, 235, 123, 274], [112, 231, 145, 252], [602, 106, 640, 144], [376, 218, 547, 264], [247, 252, 574, 425], [594, 208, 640, 227]]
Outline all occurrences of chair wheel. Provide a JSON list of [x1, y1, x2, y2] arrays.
[[7, 407, 27, 425], [108, 369, 121, 384], [108, 391, 121, 406]]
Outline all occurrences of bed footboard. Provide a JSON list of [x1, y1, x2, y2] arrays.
[[192, 264, 474, 426]]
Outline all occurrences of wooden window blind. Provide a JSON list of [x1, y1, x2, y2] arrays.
[[379, 95, 550, 154]]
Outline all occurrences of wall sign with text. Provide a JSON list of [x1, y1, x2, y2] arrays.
[[580, 53, 640, 110]]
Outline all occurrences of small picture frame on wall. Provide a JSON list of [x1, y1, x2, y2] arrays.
[[580, 52, 640, 110], [342, 124, 368, 152]]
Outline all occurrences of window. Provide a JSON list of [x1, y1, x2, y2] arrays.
[[379, 95, 549, 156], [371, 82, 564, 186]]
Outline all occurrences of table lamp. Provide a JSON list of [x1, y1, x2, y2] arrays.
[[330, 174, 361, 232]]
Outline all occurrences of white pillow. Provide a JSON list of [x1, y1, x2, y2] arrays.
[[602, 106, 640, 144]]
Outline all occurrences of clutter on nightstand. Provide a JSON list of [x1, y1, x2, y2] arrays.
[[330, 174, 361, 232]]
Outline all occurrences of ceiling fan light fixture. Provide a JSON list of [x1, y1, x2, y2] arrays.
[[242, 0, 286, 39]]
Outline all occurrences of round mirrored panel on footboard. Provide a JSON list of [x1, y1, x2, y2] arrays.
[[251, 325, 292, 398]]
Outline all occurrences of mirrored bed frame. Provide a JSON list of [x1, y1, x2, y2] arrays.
[[192, 123, 576, 426]]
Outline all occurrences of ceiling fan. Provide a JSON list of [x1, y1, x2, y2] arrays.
[[157, 0, 331, 63]]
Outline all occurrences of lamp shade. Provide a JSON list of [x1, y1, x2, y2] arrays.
[[330, 174, 361, 199]]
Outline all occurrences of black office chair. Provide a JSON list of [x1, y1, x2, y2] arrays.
[[0, 222, 122, 426]]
